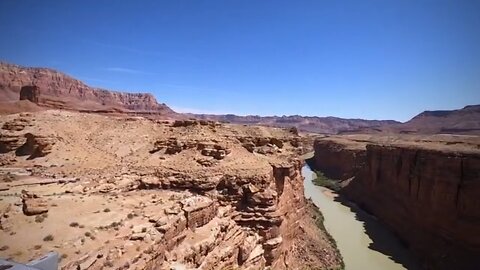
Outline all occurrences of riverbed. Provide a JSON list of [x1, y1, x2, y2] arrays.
[[303, 165, 420, 270]]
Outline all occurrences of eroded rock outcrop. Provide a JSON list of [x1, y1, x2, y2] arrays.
[[237, 136, 286, 155], [16, 133, 55, 159], [0, 62, 175, 114], [2, 117, 31, 131], [19, 85, 40, 103], [21, 191, 48, 216], [312, 136, 480, 270], [138, 159, 342, 269], [0, 115, 55, 160], [172, 119, 218, 128], [0, 134, 25, 153], [0, 110, 341, 269], [181, 196, 217, 229], [150, 139, 231, 160]]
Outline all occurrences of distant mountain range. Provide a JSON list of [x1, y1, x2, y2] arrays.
[[338, 105, 480, 135], [1, 62, 479, 135], [400, 105, 480, 134], [185, 113, 400, 134]]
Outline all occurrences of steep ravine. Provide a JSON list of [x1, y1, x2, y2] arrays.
[[312, 137, 480, 270], [303, 164, 420, 270]]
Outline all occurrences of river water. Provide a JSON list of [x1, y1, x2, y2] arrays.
[[303, 165, 420, 270]]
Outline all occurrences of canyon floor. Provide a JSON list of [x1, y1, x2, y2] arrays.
[[0, 110, 342, 270]]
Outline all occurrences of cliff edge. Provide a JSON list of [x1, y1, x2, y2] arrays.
[[312, 134, 480, 270], [0, 62, 175, 116]]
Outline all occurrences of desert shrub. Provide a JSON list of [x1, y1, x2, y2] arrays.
[[35, 215, 45, 223], [69, 222, 79, 227], [43, 234, 54, 241], [312, 171, 341, 191]]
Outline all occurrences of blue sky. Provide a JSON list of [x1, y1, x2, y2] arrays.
[[1, 0, 479, 121]]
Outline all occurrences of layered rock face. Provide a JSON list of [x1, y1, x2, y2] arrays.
[[0, 110, 341, 269], [0, 114, 56, 160], [313, 135, 480, 270], [0, 62, 174, 114], [313, 139, 366, 179]]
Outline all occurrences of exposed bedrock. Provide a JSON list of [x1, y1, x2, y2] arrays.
[[313, 139, 366, 179], [312, 137, 480, 270], [1, 62, 174, 113], [19, 85, 40, 103], [135, 159, 342, 269]]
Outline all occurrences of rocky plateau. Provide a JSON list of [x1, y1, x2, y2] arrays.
[[0, 110, 342, 269]]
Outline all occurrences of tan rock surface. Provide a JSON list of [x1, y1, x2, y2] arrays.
[[0, 110, 341, 270]]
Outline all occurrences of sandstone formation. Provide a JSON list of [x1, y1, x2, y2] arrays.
[[21, 191, 49, 216], [0, 110, 342, 270], [0, 115, 55, 160], [0, 62, 175, 115], [312, 134, 480, 270], [19, 86, 39, 103]]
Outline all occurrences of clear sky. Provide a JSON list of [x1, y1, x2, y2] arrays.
[[1, 0, 479, 121]]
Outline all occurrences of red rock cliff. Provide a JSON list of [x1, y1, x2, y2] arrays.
[[313, 136, 480, 270], [0, 62, 175, 114]]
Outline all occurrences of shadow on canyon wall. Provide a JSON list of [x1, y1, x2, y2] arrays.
[[332, 194, 422, 270], [305, 157, 422, 270]]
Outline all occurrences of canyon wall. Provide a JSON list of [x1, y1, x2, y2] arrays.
[[0, 62, 174, 114], [313, 136, 480, 270]]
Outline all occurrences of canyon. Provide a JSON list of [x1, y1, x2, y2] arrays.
[[1, 61, 480, 270], [0, 110, 341, 269], [311, 134, 480, 270]]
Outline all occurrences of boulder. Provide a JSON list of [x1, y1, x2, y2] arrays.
[[21, 191, 48, 216], [200, 144, 231, 160], [16, 133, 54, 159], [181, 196, 217, 229], [269, 138, 284, 148]]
